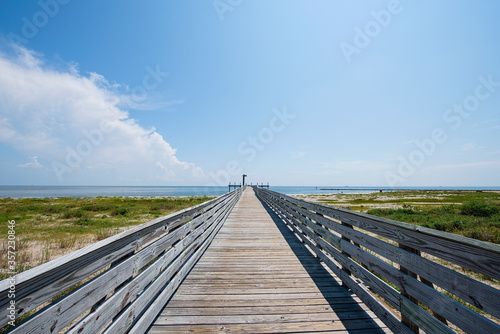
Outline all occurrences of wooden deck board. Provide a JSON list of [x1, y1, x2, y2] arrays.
[[148, 187, 391, 333]]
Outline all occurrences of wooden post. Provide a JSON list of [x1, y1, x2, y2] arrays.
[[340, 222, 353, 287], [419, 277, 448, 325], [399, 244, 420, 333], [398, 243, 448, 330]]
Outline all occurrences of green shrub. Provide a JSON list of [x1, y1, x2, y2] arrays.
[[463, 226, 500, 244], [75, 218, 91, 226], [45, 205, 65, 214], [62, 210, 86, 219], [111, 207, 128, 216], [460, 200, 499, 217], [82, 204, 116, 212]]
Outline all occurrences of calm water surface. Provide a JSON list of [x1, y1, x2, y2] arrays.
[[0, 185, 499, 198]]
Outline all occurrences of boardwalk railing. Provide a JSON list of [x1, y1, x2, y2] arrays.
[[256, 187, 500, 334], [0, 187, 243, 334]]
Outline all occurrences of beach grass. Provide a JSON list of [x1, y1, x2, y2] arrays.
[[0, 196, 214, 279], [297, 190, 500, 244], [367, 201, 500, 244]]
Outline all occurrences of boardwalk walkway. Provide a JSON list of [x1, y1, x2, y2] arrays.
[[149, 187, 390, 333]]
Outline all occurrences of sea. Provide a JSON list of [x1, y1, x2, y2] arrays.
[[0, 185, 499, 198]]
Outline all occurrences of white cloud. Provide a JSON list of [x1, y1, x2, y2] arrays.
[[0, 46, 204, 184], [18, 156, 43, 168]]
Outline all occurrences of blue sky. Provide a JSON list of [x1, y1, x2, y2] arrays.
[[0, 0, 499, 186]]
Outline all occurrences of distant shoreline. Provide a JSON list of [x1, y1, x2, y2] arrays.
[[318, 187, 500, 191], [1, 185, 500, 199]]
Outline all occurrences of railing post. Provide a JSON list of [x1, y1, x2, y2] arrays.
[[399, 244, 420, 333], [399, 243, 448, 329], [419, 277, 448, 325], [340, 222, 355, 287]]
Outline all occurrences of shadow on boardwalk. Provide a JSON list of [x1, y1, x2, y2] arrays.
[[258, 196, 388, 334]]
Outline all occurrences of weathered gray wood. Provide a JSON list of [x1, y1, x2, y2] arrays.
[[67, 193, 238, 334], [128, 215, 227, 334], [259, 188, 500, 334], [267, 196, 453, 334], [340, 240, 500, 334], [150, 188, 390, 334], [154, 311, 381, 325], [262, 189, 500, 319], [265, 193, 469, 333], [400, 298, 454, 334], [399, 244, 421, 334], [104, 215, 225, 334], [112, 196, 234, 334], [10, 194, 236, 334], [149, 319, 389, 334], [160, 304, 368, 316], [266, 200, 411, 334], [266, 190, 500, 280], [0, 193, 233, 327], [419, 276, 448, 325], [0, 188, 241, 332], [13, 185, 499, 334], [267, 197, 402, 308]]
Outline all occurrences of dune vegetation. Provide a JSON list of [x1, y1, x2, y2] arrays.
[[296, 190, 500, 244], [0, 196, 214, 279]]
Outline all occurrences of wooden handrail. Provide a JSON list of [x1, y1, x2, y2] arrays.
[[1, 187, 243, 333], [256, 187, 500, 334]]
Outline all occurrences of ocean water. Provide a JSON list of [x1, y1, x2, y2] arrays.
[[0, 185, 499, 198], [0, 186, 228, 198]]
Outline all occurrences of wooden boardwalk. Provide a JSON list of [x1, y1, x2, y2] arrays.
[[149, 187, 390, 333], [6, 187, 498, 333]]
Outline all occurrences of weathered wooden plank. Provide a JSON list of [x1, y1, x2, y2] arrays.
[[178, 286, 347, 295], [262, 190, 500, 319], [266, 190, 500, 280], [183, 273, 336, 279], [261, 194, 412, 334], [259, 189, 500, 334], [340, 240, 499, 334], [149, 319, 389, 334], [106, 215, 226, 334], [129, 202, 232, 334], [286, 201, 500, 320], [269, 194, 500, 333], [164, 296, 365, 308], [150, 187, 389, 334], [400, 298, 454, 334], [141, 195, 236, 321], [168, 290, 356, 301], [68, 193, 237, 334], [0, 193, 233, 327], [160, 304, 371, 316], [11, 195, 236, 334], [264, 190, 500, 324], [154, 311, 379, 325], [177, 280, 342, 289]]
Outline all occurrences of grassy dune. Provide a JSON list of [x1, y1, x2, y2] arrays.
[[0, 196, 214, 279], [296, 191, 500, 244]]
